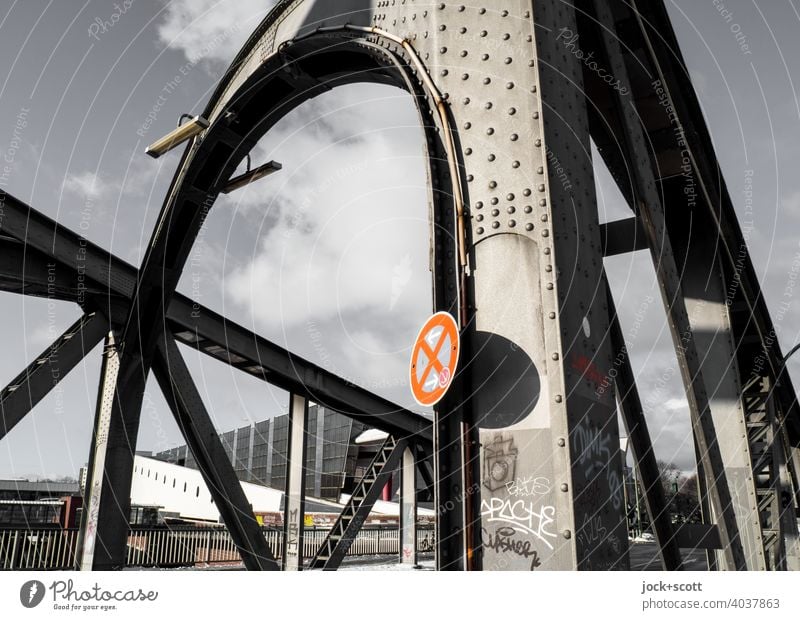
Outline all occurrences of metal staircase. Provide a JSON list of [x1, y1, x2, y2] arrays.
[[307, 435, 407, 570]]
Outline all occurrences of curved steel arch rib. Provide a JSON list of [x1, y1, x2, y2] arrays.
[[90, 11, 460, 570]]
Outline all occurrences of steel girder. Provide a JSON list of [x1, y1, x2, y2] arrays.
[[579, 0, 799, 569], [0, 193, 432, 442], [152, 336, 279, 570]]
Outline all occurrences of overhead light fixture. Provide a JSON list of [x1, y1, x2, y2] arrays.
[[145, 115, 209, 158], [221, 158, 282, 194]]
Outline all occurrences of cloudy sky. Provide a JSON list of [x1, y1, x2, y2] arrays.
[[0, 0, 798, 479]]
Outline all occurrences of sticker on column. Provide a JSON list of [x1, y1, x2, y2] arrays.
[[409, 311, 460, 406]]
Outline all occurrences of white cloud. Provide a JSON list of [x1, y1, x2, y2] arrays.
[[222, 85, 431, 334], [156, 0, 276, 68], [63, 171, 116, 200]]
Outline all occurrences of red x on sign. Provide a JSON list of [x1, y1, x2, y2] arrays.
[[409, 312, 460, 406]]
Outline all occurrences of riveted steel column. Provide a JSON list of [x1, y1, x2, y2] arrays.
[[400, 446, 418, 566], [76, 331, 120, 571], [282, 393, 308, 571]]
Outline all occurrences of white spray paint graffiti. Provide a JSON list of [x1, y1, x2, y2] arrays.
[[480, 498, 557, 550]]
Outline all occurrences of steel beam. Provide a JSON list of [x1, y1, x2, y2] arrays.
[[588, 0, 746, 570], [152, 335, 278, 570], [605, 280, 683, 570], [0, 312, 106, 441], [0, 193, 431, 442], [600, 218, 648, 257], [282, 393, 308, 571]]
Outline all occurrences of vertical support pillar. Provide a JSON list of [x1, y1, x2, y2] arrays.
[[282, 393, 308, 571], [400, 446, 417, 566], [76, 331, 119, 571]]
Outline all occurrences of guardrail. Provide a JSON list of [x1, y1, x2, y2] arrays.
[[0, 525, 436, 570]]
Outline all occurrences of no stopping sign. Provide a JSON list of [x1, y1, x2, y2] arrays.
[[409, 311, 460, 406]]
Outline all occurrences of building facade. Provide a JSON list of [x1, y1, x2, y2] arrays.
[[153, 405, 369, 502]]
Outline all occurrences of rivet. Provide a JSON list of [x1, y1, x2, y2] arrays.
[[459, 5, 466, 11], [492, 221, 500, 229], [460, 50, 468, 56], [541, 215, 548, 222], [512, 161, 520, 168], [526, 35, 532, 42], [462, 73, 469, 80], [440, 47, 447, 53], [563, 530, 572, 539], [475, 201, 483, 209], [546, 282, 554, 289], [482, 53, 489, 61], [467, 174, 474, 182], [438, 2, 445, 9], [491, 209, 500, 216], [477, 227, 484, 234], [460, 27, 467, 34], [552, 353, 560, 361], [535, 139, 542, 146], [483, 77, 491, 84], [549, 312, 556, 319], [530, 85, 537, 93], [533, 111, 539, 119], [545, 265, 552, 272], [476, 214, 484, 222], [524, 205, 532, 213], [543, 247, 551, 255], [557, 437, 566, 447], [538, 184, 545, 191], [488, 154, 495, 161], [503, 33, 511, 40], [489, 181, 497, 189], [439, 24, 447, 31], [525, 223, 534, 231], [504, 57, 512, 64], [524, 10, 531, 17], [465, 147, 473, 155], [490, 197, 499, 205], [485, 102, 493, 109], [506, 193, 514, 201], [508, 219, 516, 227], [486, 127, 494, 135], [479, 7, 486, 14], [463, 97, 470, 105], [507, 206, 516, 214], [508, 107, 517, 115], [506, 82, 514, 89], [463, 122, 471, 129], [560, 483, 568, 492], [537, 167, 544, 174], [441, 69, 449, 76], [529, 60, 535, 67], [542, 229, 549, 237], [480, 30, 488, 37], [501, 10, 509, 17], [510, 133, 518, 141], [539, 199, 547, 206]]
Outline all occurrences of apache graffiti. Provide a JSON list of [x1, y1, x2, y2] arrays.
[[480, 498, 557, 550]]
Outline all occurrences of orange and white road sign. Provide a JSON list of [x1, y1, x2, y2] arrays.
[[409, 311, 460, 406]]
